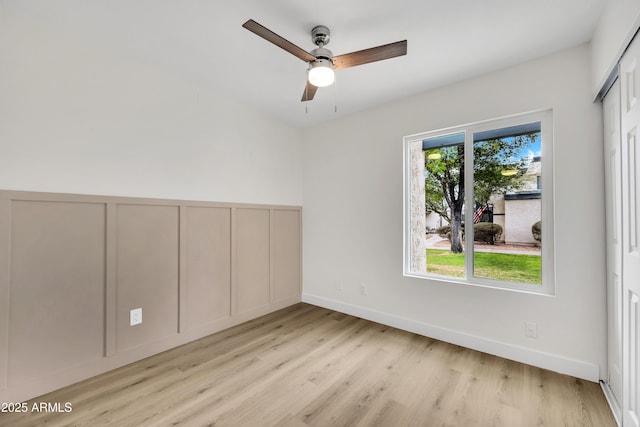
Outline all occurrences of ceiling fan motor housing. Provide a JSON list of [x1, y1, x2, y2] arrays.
[[311, 25, 330, 47], [311, 47, 333, 60]]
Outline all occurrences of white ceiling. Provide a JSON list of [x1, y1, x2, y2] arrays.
[[7, 0, 605, 128]]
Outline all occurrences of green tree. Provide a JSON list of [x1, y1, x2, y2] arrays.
[[473, 135, 535, 205], [424, 134, 537, 253], [425, 145, 465, 252]]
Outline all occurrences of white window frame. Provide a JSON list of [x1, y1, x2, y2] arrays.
[[402, 109, 555, 295]]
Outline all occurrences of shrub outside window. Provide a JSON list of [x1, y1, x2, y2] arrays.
[[403, 110, 554, 295]]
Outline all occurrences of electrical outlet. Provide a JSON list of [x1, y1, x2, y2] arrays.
[[336, 279, 343, 291], [130, 308, 142, 326], [525, 321, 537, 338]]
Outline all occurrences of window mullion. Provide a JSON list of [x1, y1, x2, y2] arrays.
[[464, 130, 475, 280]]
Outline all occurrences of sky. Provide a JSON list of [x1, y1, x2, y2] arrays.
[[523, 134, 542, 161]]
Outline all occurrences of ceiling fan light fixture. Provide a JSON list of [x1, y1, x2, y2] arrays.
[[308, 59, 335, 87]]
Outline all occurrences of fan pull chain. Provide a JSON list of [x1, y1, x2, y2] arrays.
[[305, 70, 309, 114], [333, 75, 338, 113]]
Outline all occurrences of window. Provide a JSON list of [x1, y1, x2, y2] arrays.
[[403, 110, 554, 294]]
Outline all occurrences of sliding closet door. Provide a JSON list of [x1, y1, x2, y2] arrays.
[[604, 78, 623, 412], [620, 35, 640, 427]]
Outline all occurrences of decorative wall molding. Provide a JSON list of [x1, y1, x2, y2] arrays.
[[0, 190, 302, 403]]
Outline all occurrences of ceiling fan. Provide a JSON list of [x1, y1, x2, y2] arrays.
[[242, 19, 407, 102]]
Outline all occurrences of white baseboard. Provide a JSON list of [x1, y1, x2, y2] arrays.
[[302, 293, 600, 382], [600, 381, 622, 426]]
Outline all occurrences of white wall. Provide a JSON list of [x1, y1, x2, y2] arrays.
[[302, 44, 607, 381], [591, 0, 640, 97], [0, 8, 302, 206]]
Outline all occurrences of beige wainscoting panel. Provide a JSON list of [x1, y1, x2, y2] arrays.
[[0, 196, 9, 392], [235, 208, 271, 314], [272, 209, 301, 302], [185, 206, 232, 329], [7, 200, 106, 387], [0, 190, 301, 403], [116, 204, 180, 352]]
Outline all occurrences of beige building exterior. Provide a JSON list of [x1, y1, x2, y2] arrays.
[[503, 194, 541, 245], [502, 157, 541, 245]]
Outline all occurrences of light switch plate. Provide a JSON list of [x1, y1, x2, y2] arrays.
[[130, 308, 142, 326]]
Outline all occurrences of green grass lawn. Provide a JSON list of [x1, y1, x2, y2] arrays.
[[426, 249, 541, 284]]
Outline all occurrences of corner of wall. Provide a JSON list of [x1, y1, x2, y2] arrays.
[[302, 293, 600, 382]]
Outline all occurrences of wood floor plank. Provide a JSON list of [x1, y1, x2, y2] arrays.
[[0, 303, 616, 427]]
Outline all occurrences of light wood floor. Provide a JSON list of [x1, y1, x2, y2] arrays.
[[1, 303, 616, 427]]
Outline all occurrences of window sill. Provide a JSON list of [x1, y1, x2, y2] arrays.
[[403, 271, 555, 297]]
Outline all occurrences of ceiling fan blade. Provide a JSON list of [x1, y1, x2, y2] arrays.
[[301, 82, 319, 102], [333, 40, 407, 70], [243, 19, 316, 63]]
